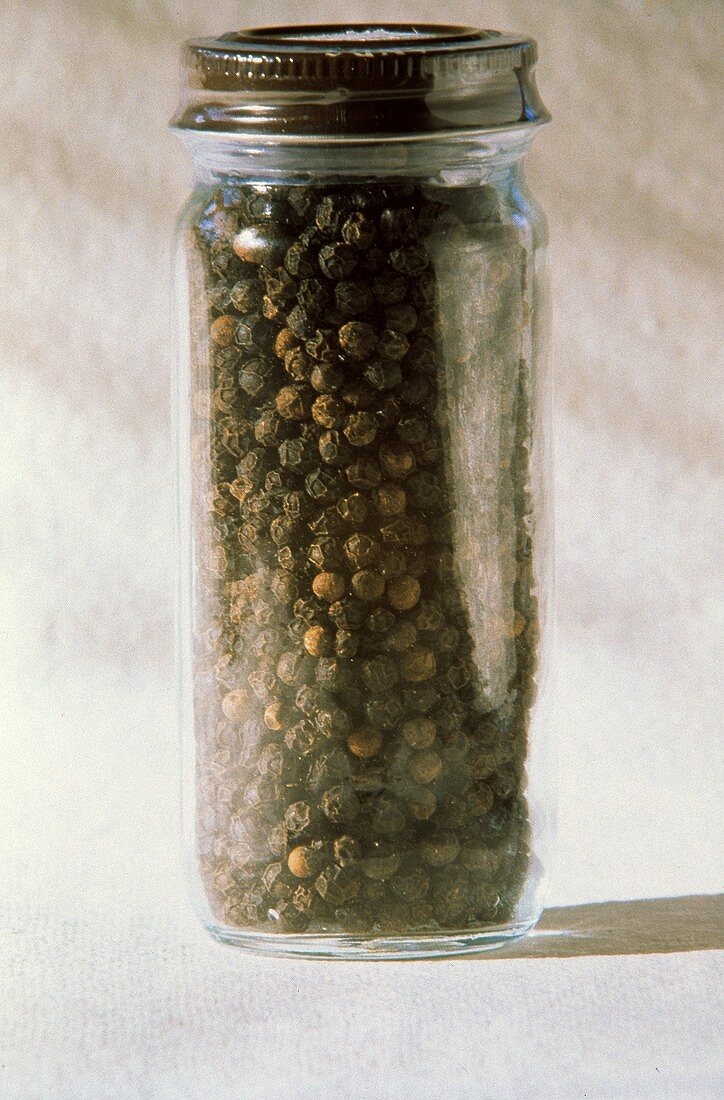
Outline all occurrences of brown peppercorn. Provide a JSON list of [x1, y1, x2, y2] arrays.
[[419, 832, 460, 867], [379, 440, 415, 480], [372, 483, 407, 517], [263, 701, 289, 731], [312, 394, 345, 428], [274, 327, 299, 359], [387, 574, 421, 612], [304, 625, 333, 657], [221, 688, 248, 720], [338, 321, 377, 360], [399, 646, 437, 682], [409, 750, 443, 785], [310, 363, 344, 393], [312, 571, 345, 603], [407, 787, 437, 821], [347, 727, 383, 759], [261, 292, 283, 319], [210, 314, 237, 348], [402, 716, 437, 750], [276, 384, 312, 421], [284, 346, 312, 381], [343, 411, 377, 447], [351, 569, 385, 602], [287, 845, 315, 878]]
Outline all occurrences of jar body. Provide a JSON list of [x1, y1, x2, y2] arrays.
[[175, 133, 553, 958]]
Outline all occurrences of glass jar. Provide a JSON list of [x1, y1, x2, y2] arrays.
[[171, 24, 552, 959]]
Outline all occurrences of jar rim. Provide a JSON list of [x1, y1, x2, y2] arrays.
[[170, 23, 550, 138]]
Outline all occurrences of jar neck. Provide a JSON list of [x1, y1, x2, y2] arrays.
[[181, 128, 536, 187]]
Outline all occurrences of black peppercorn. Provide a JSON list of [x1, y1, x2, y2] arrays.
[[376, 329, 409, 361], [328, 597, 366, 631], [372, 271, 407, 304], [343, 532, 379, 570], [320, 784, 361, 823], [341, 210, 377, 250], [385, 303, 418, 334], [345, 456, 382, 490], [379, 206, 417, 244], [336, 492, 369, 526], [363, 359, 402, 392], [310, 362, 344, 393], [335, 280, 374, 316], [318, 242, 357, 280], [318, 430, 352, 466]]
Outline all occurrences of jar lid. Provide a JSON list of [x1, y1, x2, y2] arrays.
[[171, 24, 549, 138]]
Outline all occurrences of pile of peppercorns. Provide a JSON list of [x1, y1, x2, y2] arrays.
[[190, 179, 535, 935]]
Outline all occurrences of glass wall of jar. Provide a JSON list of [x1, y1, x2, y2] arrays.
[[172, 25, 553, 958]]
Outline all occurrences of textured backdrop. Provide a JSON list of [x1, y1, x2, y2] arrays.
[[1, 1, 722, 1097]]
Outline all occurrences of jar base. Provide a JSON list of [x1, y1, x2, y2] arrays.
[[204, 914, 540, 960]]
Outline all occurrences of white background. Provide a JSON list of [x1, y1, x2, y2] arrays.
[[1, 2, 722, 1097]]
